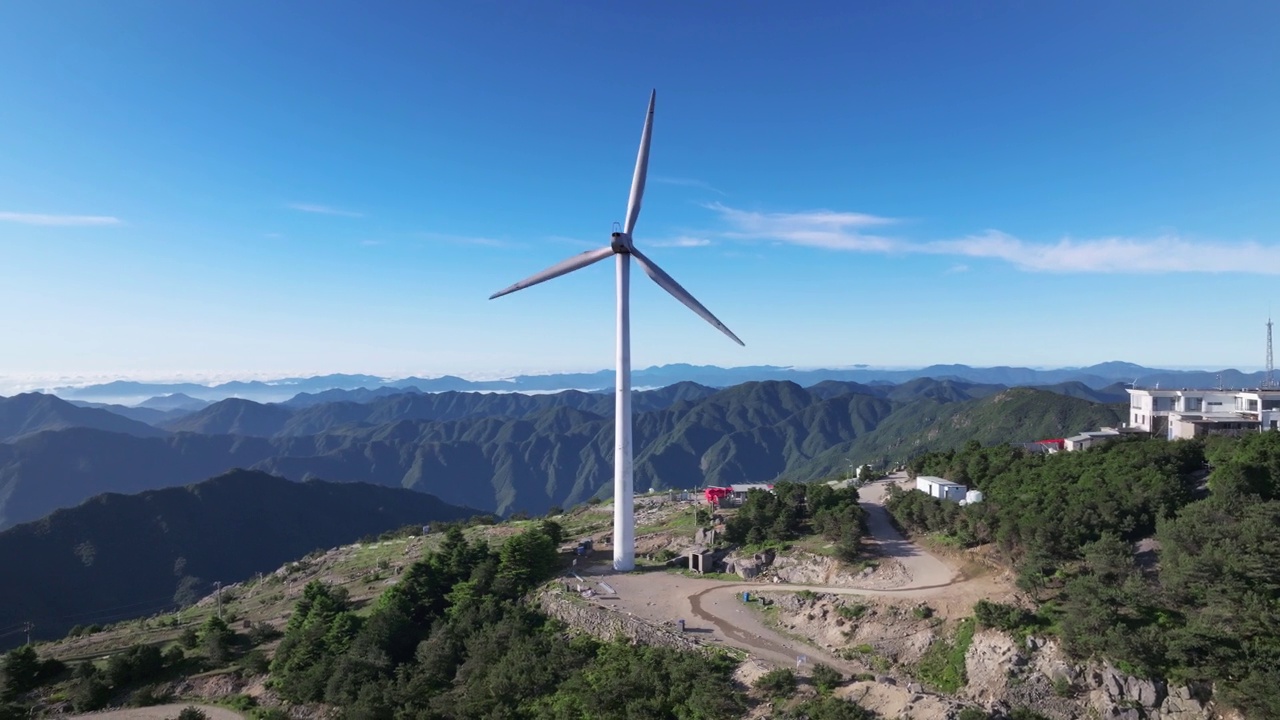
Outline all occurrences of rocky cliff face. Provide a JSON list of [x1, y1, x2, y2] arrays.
[[759, 590, 1233, 720], [964, 628, 1223, 720]]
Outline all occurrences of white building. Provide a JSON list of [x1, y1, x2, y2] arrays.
[[728, 483, 774, 503], [1127, 388, 1280, 439], [1063, 429, 1122, 452], [915, 476, 967, 502]]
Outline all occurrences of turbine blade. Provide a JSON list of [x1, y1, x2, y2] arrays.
[[631, 247, 744, 346], [489, 246, 615, 299], [623, 90, 656, 236]]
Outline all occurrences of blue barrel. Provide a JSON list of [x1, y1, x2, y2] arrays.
[[743, 591, 750, 602]]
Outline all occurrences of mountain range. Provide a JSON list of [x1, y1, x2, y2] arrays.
[[36, 361, 1264, 405], [0, 469, 475, 646], [0, 378, 1126, 529]]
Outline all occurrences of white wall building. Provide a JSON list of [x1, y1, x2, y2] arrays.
[[1127, 388, 1280, 439], [915, 476, 967, 502], [1063, 429, 1122, 451]]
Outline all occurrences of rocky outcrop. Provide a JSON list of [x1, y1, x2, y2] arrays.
[[537, 589, 708, 654], [962, 632, 1218, 720], [723, 548, 775, 579]]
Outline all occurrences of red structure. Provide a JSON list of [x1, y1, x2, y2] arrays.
[[703, 486, 732, 504]]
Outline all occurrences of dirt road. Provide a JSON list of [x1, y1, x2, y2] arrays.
[[594, 473, 1004, 669], [66, 704, 244, 720]]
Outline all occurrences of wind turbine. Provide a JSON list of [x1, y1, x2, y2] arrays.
[[489, 90, 743, 571]]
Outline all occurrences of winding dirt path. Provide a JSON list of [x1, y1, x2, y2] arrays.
[[592, 473, 1006, 668], [66, 703, 244, 720]]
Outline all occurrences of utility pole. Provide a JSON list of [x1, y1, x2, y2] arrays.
[[1267, 317, 1274, 389], [22, 621, 32, 646], [214, 581, 222, 619]]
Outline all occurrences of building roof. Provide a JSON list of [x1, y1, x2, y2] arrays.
[[729, 483, 773, 493], [1128, 388, 1280, 396], [1176, 414, 1260, 424], [916, 475, 964, 487]]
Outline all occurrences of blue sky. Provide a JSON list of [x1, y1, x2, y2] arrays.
[[2, 2, 1279, 386]]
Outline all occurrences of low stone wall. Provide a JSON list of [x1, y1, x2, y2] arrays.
[[536, 590, 709, 655]]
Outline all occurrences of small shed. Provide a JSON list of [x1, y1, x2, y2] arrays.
[[915, 476, 967, 502], [728, 483, 774, 503]]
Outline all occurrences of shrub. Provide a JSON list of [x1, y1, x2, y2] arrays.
[[238, 650, 270, 677], [811, 663, 843, 694], [1052, 675, 1073, 697], [247, 623, 282, 646], [175, 707, 209, 720], [754, 668, 797, 698], [837, 604, 867, 621], [957, 709, 990, 720], [916, 618, 975, 693], [163, 647, 185, 666], [778, 695, 876, 719], [179, 627, 199, 649], [130, 684, 171, 707], [912, 604, 934, 619], [67, 671, 110, 712], [973, 600, 1036, 633], [226, 694, 257, 711]]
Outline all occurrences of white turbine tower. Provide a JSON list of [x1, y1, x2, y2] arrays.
[[489, 90, 743, 571]]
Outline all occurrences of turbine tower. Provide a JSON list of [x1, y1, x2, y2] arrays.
[[489, 90, 743, 571]]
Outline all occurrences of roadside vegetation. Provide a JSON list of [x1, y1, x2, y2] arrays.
[[889, 435, 1280, 718], [724, 481, 867, 561], [267, 523, 748, 718]]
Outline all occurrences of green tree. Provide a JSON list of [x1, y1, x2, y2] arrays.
[[754, 667, 797, 698], [198, 616, 235, 665], [811, 663, 842, 694], [0, 646, 39, 699]]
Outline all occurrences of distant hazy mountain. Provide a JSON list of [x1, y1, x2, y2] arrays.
[[169, 383, 721, 438], [0, 393, 168, 442], [137, 393, 211, 412], [0, 469, 475, 645], [161, 398, 296, 436], [68, 400, 184, 426], [0, 378, 1129, 528], [44, 362, 1268, 405]]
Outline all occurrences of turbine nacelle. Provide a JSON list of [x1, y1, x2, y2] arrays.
[[610, 231, 633, 254]]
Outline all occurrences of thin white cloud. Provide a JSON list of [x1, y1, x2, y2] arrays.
[[422, 232, 510, 248], [0, 211, 121, 226], [926, 231, 1280, 274], [651, 236, 712, 248], [703, 203, 1280, 275], [945, 264, 970, 274], [286, 203, 363, 218], [360, 239, 384, 247], [653, 176, 725, 195], [707, 202, 900, 252]]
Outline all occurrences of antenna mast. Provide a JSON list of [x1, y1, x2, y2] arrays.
[[1268, 317, 1275, 389]]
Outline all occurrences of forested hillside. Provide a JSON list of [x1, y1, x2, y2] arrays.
[[887, 435, 1279, 719], [0, 470, 475, 645], [0, 380, 1125, 528]]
